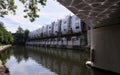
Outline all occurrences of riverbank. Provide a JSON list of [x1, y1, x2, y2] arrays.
[[0, 45, 12, 52], [0, 60, 9, 75], [0, 45, 11, 75]]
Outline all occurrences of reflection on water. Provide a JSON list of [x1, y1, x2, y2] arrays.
[[26, 46, 91, 75], [0, 46, 119, 75]]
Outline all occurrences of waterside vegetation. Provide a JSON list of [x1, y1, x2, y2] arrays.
[[13, 26, 29, 45], [0, 22, 14, 45]]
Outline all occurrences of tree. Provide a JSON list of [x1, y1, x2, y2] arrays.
[[0, 30, 4, 43], [0, 22, 5, 29], [0, 0, 47, 22], [8, 32, 14, 43], [16, 26, 24, 33], [14, 26, 24, 45], [24, 29, 29, 42], [0, 22, 14, 45], [13, 26, 29, 45]]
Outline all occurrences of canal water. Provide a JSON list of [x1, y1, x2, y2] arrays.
[[0, 46, 118, 75]]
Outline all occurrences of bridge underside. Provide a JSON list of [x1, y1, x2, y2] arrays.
[[57, 0, 120, 73], [57, 0, 120, 28]]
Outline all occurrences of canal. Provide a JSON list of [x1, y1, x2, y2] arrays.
[[0, 46, 118, 75]]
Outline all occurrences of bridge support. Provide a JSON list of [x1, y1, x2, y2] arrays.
[[91, 24, 120, 73]]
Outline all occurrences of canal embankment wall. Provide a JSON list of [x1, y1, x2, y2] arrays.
[[0, 45, 12, 52]]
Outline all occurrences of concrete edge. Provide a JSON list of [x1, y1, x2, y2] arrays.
[[0, 45, 12, 52]]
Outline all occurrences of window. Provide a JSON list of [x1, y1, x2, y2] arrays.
[[76, 26, 79, 29], [55, 31, 58, 33], [64, 21, 66, 24], [75, 23, 79, 29]]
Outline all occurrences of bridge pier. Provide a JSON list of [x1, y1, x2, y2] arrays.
[[91, 24, 120, 73]]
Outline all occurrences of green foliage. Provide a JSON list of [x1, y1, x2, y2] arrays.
[[0, 22, 14, 44], [0, 0, 47, 22], [0, 0, 17, 17], [24, 29, 29, 42], [13, 26, 29, 45], [16, 26, 24, 33], [0, 48, 13, 65]]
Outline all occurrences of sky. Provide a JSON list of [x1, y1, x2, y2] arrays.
[[0, 0, 73, 33]]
